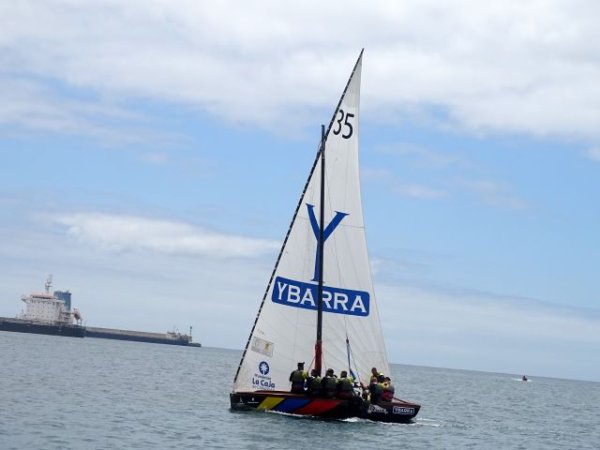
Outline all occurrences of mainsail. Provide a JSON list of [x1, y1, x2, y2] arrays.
[[233, 51, 390, 394]]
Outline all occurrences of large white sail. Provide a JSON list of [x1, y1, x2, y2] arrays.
[[234, 52, 389, 393]]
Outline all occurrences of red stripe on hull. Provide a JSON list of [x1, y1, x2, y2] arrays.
[[294, 398, 341, 416]]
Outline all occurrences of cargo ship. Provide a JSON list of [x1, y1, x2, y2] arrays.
[[1, 276, 201, 347], [0, 276, 85, 337]]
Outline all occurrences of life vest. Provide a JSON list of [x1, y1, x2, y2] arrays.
[[322, 376, 338, 398], [306, 376, 322, 395], [369, 382, 383, 403], [289, 370, 306, 392], [337, 377, 354, 398], [290, 370, 306, 383], [370, 382, 383, 395]]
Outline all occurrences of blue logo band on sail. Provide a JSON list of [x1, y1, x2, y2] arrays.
[[272, 276, 370, 317]]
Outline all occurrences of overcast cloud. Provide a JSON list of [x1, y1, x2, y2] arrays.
[[2, 0, 600, 140]]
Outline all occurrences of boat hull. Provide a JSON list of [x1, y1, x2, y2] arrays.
[[230, 390, 420, 423], [0, 317, 85, 338]]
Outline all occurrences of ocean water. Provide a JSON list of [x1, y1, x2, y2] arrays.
[[1, 332, 598, 450]]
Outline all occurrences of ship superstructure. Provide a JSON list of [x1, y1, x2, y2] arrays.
[[18, 275, 82, 326], [0, 275, 85, 338]]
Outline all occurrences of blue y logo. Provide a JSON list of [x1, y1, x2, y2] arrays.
[[306, 204, 348, 281], [272, 204, 368, 316]]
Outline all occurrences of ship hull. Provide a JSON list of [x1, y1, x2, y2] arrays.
[[230, 390, 420, 423], [0, 317, 85, 337], [85, 327, 192, 346]]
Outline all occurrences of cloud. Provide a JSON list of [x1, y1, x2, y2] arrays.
[[393, 183, 449, 199], [367, 141, 532, 209], [585, 147, 600, 162], [377, 281, 600, 380], [363, 167, 449, 199], [0, 77, 184, 145], [457, 178, 530, 210], [141, 152, 169, 165], [2, 1, 600, 140], [0, 78, 122, 136], [375, 142, 469, 168], [365, 151, 530, 208], [50, 212, 280, 258]]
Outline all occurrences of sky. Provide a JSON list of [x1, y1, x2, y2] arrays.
[[1, 0, 599, 382]]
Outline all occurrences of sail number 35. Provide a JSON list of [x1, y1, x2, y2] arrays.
[[332, 109, 355, 139]]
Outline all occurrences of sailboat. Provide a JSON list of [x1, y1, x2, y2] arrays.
[[230, 50, 421, 423]]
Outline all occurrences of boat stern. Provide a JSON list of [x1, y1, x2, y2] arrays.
[[361, 399, 421, 423]]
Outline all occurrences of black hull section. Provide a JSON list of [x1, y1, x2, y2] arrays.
[[230, 390, 420, 423], [85, 330, 191, 346], [0, 318, 85, 338], [0, 318, 199, 346]]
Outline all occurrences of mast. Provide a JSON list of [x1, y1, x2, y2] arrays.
[[315, 124, 326, 376], [45, 274, 53, 294]]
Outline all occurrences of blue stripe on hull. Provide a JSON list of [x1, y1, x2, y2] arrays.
[[272, 397, 312, 413]]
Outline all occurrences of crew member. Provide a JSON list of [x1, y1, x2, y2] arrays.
[[306, 369, 322, 397], [381, 376, 395, 402], [289, 362, 307, 394], [336, 370, 355, 399], [321, 368, 338, 398], [371, 367, 386, 379], [368, 375, 384, 404]]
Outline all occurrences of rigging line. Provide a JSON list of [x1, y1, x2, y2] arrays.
[[345, 334, 362, 386], [345, 334, 352, 373], [233, 50, 364, 385]]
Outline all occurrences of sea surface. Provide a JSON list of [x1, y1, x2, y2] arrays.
[[1, 332, 598, 450]]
